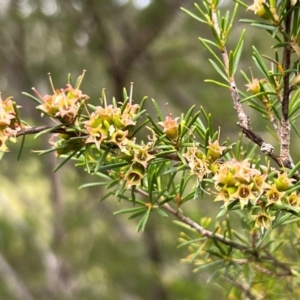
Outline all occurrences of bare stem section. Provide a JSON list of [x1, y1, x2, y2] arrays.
[[280, 0, 293, 168], [161, 203, 292, 276], [211, 8, 250, 130], [210, 2, 292, 169]]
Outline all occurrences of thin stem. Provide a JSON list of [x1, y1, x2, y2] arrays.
[[161, 202, 293, 276], [226, 275, 259, 300], [280, 0, 293, 168], [162, 203, 253, 252], [16, 126, 54, 136], [210, 4, 292, 168], [210, 6, 250, 130]]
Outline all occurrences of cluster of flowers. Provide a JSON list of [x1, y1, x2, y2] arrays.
[[33, 79, 300, 221], [34, 78, 158, 188], [2, 74, 299, 230], [183, 139, 300, 228], [214, 159, 300, 227], [0, 95, 21, 152]]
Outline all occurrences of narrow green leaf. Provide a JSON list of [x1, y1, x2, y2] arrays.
[[137, 96, 148, 114], [100, 192, 114, 202], [233, 0, 248, 8], [151, 98, 164, 121], [128, 209, 148, 219], [114, 207, 146, 215], [228, 50, 234, 77], [147, 114, 164, 135], [130, 119, 149, 137], [209, 23, 222, 47], [194, 260, 223, 273], [94, 146, 112, 174], [232, 230, 250, 246], [182, 111, 201, 138], [131, 110, 147, 124], [131, 185, 136, 206], [291, 122, 300, 139], [206, 262, 224, 282], [180, 7, 206, 23], [198, 38, 219, 48], [252, 46, 270, 79], [272, 42, 290, 49], [251, 22, 277, 32], [248, 103, 267, 115], [156, 208, 168, 217], [34, 124, 64, 139], [204, 80, 230, 88], [22, 92, 43, 104], [209, 59, 229, 82], [17, 135, 26, 161], [289, 90, 300, 117], [136, 209, 151, 232], [229, 3, 239, 28], [105, 179, 120, 189], [97, 162, 129, 173], [183, 105, 195, 124], [67, 73, 72, 85], [233, 29, 245, 74], [79, 182, 109, 189], [122, 87, 129, 104], [199, 38, 224, 67], [53, 147, 82, 172], [288, 159, 300, 178]]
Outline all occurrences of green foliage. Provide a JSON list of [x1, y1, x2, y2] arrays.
[[2, 0, 300, 299]]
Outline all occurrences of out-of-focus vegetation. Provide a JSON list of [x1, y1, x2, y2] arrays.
[[0, 0, 276, 299]]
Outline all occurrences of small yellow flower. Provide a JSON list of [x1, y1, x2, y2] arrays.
[[214, 186, 237, 208], [206, 140, 226, 162], [158, 115, 179, 140], [183, 147, 211, 181], [95, 105, 117, 123], [265, 184, 285, 205], [233, 183, 257, 209], [274, 171, 295, 191], [252, 172, 269, 193], [247, 0, 269, 19], [252, 211, 275, 229], [246, 78, 261, 94], [110, 129, 129, 152], [133, 146, 155, 168], [85, 125, 108, 149], [284, 193, 300, 208]]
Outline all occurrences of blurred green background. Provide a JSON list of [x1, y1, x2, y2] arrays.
[[0, 0, 281, 299]]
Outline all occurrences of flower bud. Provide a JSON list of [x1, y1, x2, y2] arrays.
[[274, 171, 294, 191]]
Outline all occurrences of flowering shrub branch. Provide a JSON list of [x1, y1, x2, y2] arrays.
[[2, 0, 300, 298]]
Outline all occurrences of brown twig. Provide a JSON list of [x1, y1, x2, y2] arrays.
[[280, 0, 293, 168], [15, 125, 78, 137], [161, 202, 253, 252], [210, 5, 293, 169], [159, 202, 293, 276], [16, 126, 53, 136]]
